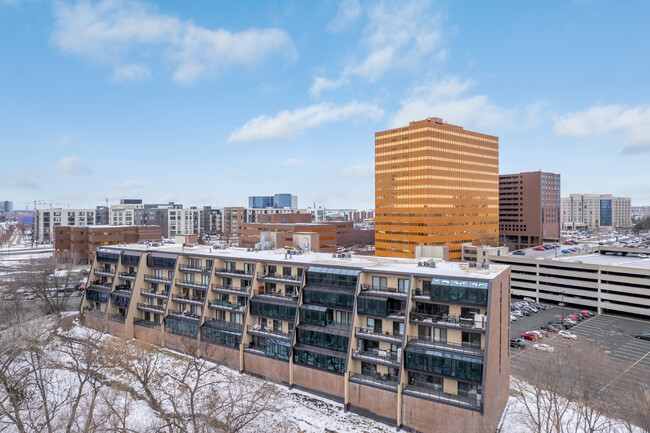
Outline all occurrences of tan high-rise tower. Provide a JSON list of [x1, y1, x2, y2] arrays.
[[375, 117, 499, 260]]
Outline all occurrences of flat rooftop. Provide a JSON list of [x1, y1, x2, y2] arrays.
[[504, 245, 650, 270], [108, 243, 508, 280], [553, 252, 650, 270]]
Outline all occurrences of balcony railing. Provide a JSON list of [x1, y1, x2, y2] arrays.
[[114, 284, 132, 292], [167, 310, 201, 321], [352, 349, 401, 366], [214, 268, 253, 278], [171, 295, 206, 306], [257, 273, 301, 284], [409, 312, 486, 330], [406, 336, 484, 357], [175, 279, 209, 290], [143, 274, 172, 284], [118, 272, 137, 280], [140, 289, 170, 299], [179, 265, 211, 274], [349, 372, 399, 391], [355, 327, 403, 344], [247, 324, 292, 340], [203, 319, 244, 332], [94, 268, 114, 277], [402, 384, 482, 409], [254, 290, 299, 303], [360, 284, 409, 297], [211, 284, 251, 295], [109, 314, 126, 323], [83, 307, 105, 317], [209, 299, 246, 312], [137, 302, 165, 313], [89, 281, 112, 292], [133, 318, 161, 328]]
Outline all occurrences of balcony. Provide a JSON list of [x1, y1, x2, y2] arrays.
[[82, 306, 105, 317], [118, 271, 137, 281], [143, 274, 172, 284], [167, 310, 201, 322], [402, 384, 482, 410], [93, 268, 114, 277], [109, 314, 126, 324], [257, 273, 302, 284], [211, 284, 251, 296], [171, 295, 206, 306], [88, 281, 112, 292], [179, 265, 211, 274], [409, 312, 486, 332], [352, 349, 401, 367], [209, 299, 246, 312], [349, 371, 399, 391], [253, 290, 299, 304], [354, 327, 403, 344], [137, 302, 166, 314], [247, 324, 293, 341], [360, 284, 409, 299], [113, 285, 132, 297], [203, 319, 244, 332], [140, 288, 170, 300], [406, 336, 484, 357], [175, 279, 209, 291], [214, 268, 253, 279], [133, 318, 161, 328]]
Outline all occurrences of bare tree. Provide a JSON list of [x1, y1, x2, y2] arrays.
[[19, 254, 85, 315], [0, 225, 13, 250]]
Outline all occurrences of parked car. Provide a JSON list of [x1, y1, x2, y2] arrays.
[[512, 250, 525, 255], [534, 344, 555, 352], [510, 338, 528, 348], [558, 330, 578, 340], [518, 309, 531, 316], [530, 330, 546, 338], [22, 293, 37, 301], [541, 324, 559, 332], [635, 333, 650, 341], [521, 332, 540, 341], [523, 297, 535, 303], [534, 247, 545, 251], [561, 249, 572, 253], [510, 314, 518, 322], [511, 310, 523, 318]]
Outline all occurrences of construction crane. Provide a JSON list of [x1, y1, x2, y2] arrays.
[[33, 200, 70, 210]]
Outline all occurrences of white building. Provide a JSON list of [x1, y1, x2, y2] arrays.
[[34, 208, 98, 243], [561, 194, 632, 230]]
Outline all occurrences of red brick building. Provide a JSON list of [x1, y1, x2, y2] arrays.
[[54, 225, 162, 261]]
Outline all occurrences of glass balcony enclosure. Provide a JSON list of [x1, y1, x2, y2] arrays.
[[306, 267, 360, 290], [297, 328, 349, 353], [293, 348, 346, 374], [249, 300, 296, 321], [404, 346, 483, 383], [302, 288, 354, 310]]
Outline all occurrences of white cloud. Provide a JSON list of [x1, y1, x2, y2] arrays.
[[337, 164, 374, 179], [327, 0, 361, 33], [52, 0, 294, 84], [282, 158, 305, 166], [554, 104, 650, 154], [116, 180, 149, 189], [4, 176, 38, 189], [390, 77, 517, 133], [229, 101, 384, 142], [111, 63, 151, 81], [313, 0, 445, 96], [53, 155, 91, 175]]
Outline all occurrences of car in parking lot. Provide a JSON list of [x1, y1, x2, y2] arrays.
[[511, 310, 523, 318], [521, 332, 540, 341], [635, 332, 650, 341], [541, 324, 560, 332], [558, 330, 578, 340], [534, 344, 555, 352], [510, 314, 518, 322], [510, 338, 528, 349], [561, 249, 572, 253]]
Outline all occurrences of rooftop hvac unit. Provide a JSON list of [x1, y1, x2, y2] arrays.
[[476, 262, 484, 269], [469, 262, 477, 268]]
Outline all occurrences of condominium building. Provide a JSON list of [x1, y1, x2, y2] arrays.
[[81, 245, 510, 432], [54, 225, 162, 261], [202, 206, 222, 236], [561, 194, 632, 230], [375, 117, 499, 261], [499, 171, 561, 250], [223, 207, 247, 239], [34, 207, 102, 243]]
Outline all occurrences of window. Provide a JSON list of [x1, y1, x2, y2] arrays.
[[372, 276, 387, 290], [398, 278, 409, 293]]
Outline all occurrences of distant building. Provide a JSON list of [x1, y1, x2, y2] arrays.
[[499, 171, 561, 250], [375, 117, 499, 260], [223, 207, 247, 239], [54, 225, 162, 261], [307, 208, 326, 222], [34, 207, 103, 243], [202, 206, 222, 236], [249, 193, 297, 209], [561, 194, 632, 230], [119, 199, 143, 207], [0, 201, 13, 213], [245, 207, 307, 223], [461, 243, 509, 263], [238, 215, 353, 253], [16, 213, 33, 225], [632, 206, 650, 221]]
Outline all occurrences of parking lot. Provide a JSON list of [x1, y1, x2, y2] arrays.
[[510, 305, 650, 392]]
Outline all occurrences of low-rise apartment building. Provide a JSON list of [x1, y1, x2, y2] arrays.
[[81, 245, 510, 432], [54, 225, 162, 261], [34, 207, 102, 243]]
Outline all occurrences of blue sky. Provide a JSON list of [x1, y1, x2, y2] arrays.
[[1, 0, 650, 210]]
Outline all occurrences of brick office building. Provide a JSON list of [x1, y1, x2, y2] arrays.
[[54, 225, 162, 261]]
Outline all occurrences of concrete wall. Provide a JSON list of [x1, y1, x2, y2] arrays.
[[82, 314, 106, 333], [203, 342, 240, 370], [293, 365, 345, 399], [244, 352, 290, 384], [402, 395, 489, 433], [348, 382, 397, 424], [134, 324, 163, 346]]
